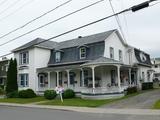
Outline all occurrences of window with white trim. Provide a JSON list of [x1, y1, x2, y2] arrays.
[[19, 74, 29, 87], [55, 52, 61, 62], [110, 47, 114, 59], [80, 47, 86, 59], [19, 51, 29, 65], [119, 50, 123, 62], [39, 74, 45, 87]]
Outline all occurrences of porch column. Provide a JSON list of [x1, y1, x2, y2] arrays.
[[129, 68, 132, 86], [56, 71, 59, 86], [91, 66, 95, 93], [117, 65, 121, 89], [66, 70, 70, 88], [81, 68, 85, 87], [47, 72, 51, 89]]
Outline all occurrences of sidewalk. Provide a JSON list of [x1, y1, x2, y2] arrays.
[[0, 103, 160, 115]]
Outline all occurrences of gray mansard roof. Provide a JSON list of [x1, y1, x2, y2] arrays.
[[55, 30, 116, 50], [12, 30, 116, 52], [12, 38, 58, 52]]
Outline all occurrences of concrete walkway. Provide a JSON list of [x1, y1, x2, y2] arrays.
[[0, 103, 160, 115], [101, 89, 160, 109]]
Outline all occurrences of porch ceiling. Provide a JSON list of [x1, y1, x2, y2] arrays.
[[37, 64, 81, 73], [81, 57, 123, 67]]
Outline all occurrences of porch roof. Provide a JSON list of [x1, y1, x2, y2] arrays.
[[37, 64, 81, 73], [81, 57, 123, 67]]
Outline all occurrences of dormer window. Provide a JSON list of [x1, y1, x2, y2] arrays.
[[110, 47, 114, 59], [55, 52, 61, 62], [119, 50, 123, 62], [19, 51, 29, 65], [80, 47, 86, 59]]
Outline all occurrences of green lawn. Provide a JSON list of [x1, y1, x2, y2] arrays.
[[39, 98, 117, 107], [0, 89, 156, 106], [0, 97, 46, 104], [39, 92, 140, 107], [153, 100, 160, 109]]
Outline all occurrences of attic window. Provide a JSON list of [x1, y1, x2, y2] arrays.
[[80, 47, 86, 59], [55, 52, 61, 62]]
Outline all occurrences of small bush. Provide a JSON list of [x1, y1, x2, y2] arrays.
[[44, 90, 57, 100], [0, 87, 5, 95], [18, 89, 36, 98], [63, 89, 75, 99], [126, 86, 137, 95], [0, 85, 4, 89], [7, 91, 19, 98], [142, 82, 153, 90]]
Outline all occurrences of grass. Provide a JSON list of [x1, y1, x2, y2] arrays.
[[39, 89, 156, 107], [153, 100, 160, 109], [39, 97, 116, 107], [0, 96, 46, 104], [0, 88, 158, 106]]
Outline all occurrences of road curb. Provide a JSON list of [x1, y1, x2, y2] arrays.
[[0, 103, 160, 115]]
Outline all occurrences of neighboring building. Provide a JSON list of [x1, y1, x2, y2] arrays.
[[0, 57, 9, 87], [12, 30, 152, 99], [151, 58, 160, 81]]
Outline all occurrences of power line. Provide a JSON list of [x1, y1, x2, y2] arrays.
[[108, 0, 126, 42], [0, 0, 72, 39], [0, 0, 158, 58], [0, 0, 35, 22], [0, 0, 105, 47], [0, 0, 22, 16]]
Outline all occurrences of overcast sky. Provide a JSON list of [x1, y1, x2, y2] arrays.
[[0, 0, 159, 59]]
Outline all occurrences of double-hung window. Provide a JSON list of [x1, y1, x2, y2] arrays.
[[80, 47, 86, 59], [55, 52, 61, 62], [110, 47, 114, 59], [19, 51, 29, 65], [119, 50, 123, 62], [19, 74, 29, 87]]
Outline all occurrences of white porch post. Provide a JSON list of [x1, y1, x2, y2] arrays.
[[129, 68, 132, 86], [117, 65, 121, 90], [48, 72, 51, 89], [91, 66, 95, 93], [56, 71, 59, 87], [81, 68, 85, 87], [66, 70, 70, 88]]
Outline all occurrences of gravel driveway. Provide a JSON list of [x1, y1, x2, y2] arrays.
[[101, 89, 160, 109]]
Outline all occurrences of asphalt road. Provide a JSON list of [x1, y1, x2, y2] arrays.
[[0, 106, 159, 120], [101, 89, 160, 109]]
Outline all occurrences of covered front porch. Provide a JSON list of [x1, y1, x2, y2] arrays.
[[37, 58, 138, 99]]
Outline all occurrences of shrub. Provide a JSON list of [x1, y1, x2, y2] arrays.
[[18, 89, 36, 98], [7, 91, 19, 98], [44, 90, 57, 100], [0, 85, 4, 89], [142, 82, 153, 90], [126, 86, 137, 95], [63, 89, 75, 99], [0, 87, 5, 95]]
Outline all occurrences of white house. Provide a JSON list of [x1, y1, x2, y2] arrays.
[[151, 58, 160, 81], [12, 30, 153, 99]]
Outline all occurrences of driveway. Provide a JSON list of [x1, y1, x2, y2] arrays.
[[101, 89, 160, 109]]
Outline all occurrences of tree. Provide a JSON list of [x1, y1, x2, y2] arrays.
[[6, 58, 18, 94]]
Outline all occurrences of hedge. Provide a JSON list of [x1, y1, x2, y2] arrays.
[[142, 82, 153, 90]]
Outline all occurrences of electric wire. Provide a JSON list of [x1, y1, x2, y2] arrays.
[[0, 0, 105, 47], [0, 0, 35, 22], [0, 0, 159, 58], [0, 0, 72, 39]]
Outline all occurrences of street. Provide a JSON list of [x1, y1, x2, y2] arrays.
[[0, 106, 159, 120]]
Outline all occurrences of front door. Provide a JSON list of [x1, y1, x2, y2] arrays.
[[131, 71, 137, 85], [70, 72, 75, 87], [111, 70, 116, 86]]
